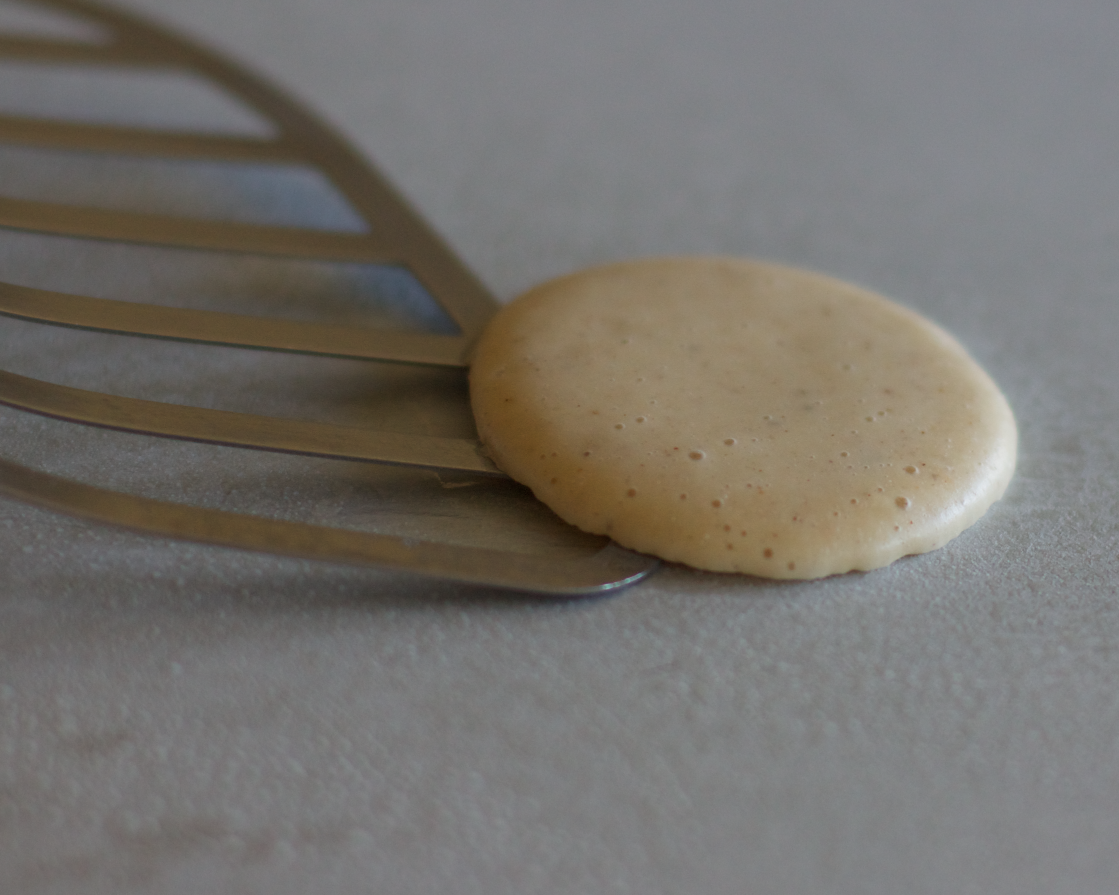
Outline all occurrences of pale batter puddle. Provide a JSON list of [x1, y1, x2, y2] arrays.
[[469, 257, 1016, 579]]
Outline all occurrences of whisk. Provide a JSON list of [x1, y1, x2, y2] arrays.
[[0, 0, 658, 594]]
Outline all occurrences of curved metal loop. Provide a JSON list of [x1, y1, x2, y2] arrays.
[[0, 458, 656, 596]]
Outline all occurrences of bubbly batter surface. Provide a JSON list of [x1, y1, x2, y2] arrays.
[[469, 257, 1016, 578]]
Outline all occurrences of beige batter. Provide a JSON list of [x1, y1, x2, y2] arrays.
[[469, 257, 1017, 579]]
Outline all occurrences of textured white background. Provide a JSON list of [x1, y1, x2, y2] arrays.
[[3, 0, 1119, 892]]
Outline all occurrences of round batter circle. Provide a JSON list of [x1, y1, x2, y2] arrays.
[[469, 257, 1017, 579]]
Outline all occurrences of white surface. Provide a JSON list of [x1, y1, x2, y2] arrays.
[[2, 0, 1119, 892]]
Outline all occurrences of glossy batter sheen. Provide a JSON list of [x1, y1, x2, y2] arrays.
[[469, 257, 1017, 579]]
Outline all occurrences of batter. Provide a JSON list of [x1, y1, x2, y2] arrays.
[[469, 257, 1016, 579]]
